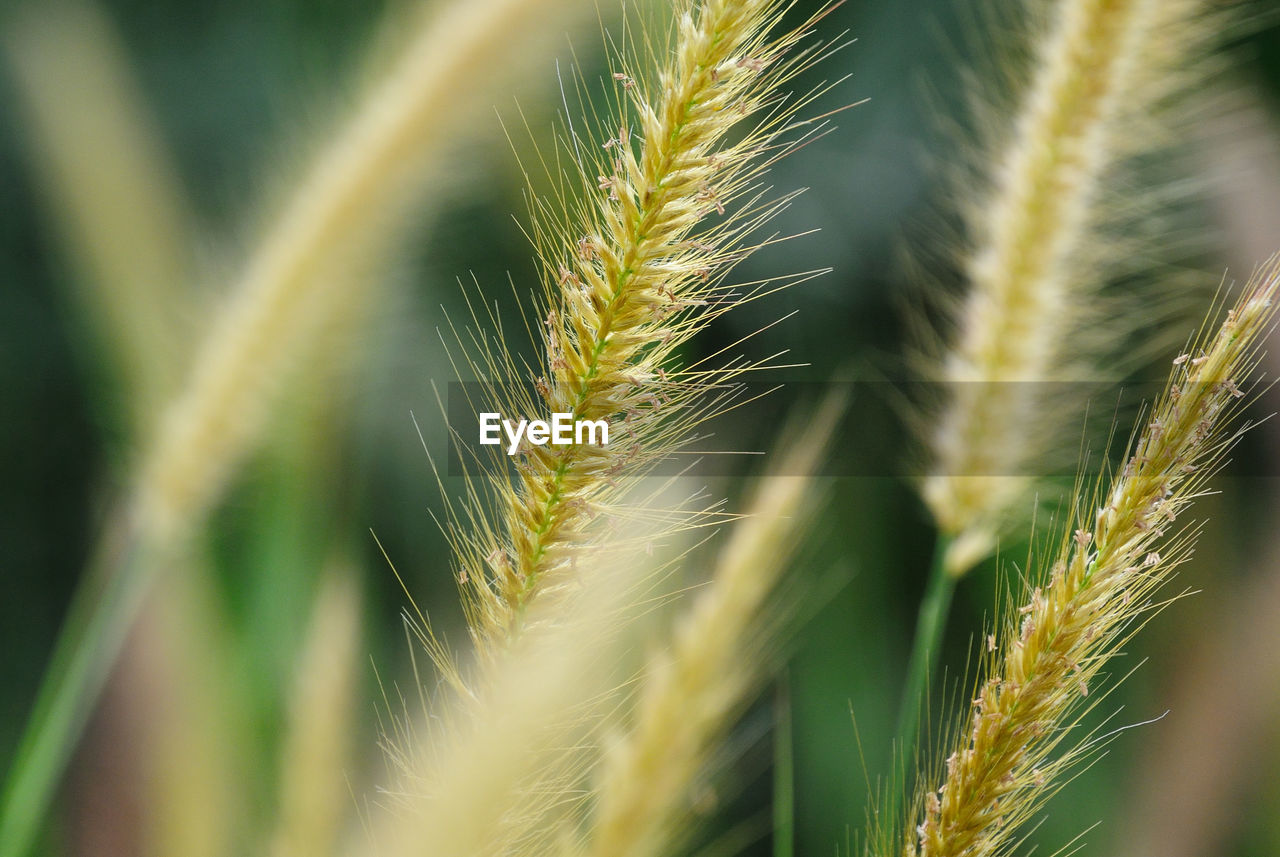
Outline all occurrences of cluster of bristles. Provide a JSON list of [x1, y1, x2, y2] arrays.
[[920, 0, 1214, 576], [446, 0, 843, 657], [907, 268, 1279, 857]]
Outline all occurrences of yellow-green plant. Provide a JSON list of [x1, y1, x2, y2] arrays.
[[442, 0, 846, 661], [134, 0, 591, 541], [378, 1, 852, 851], [363, 396, 841, 857], [5, 2, 192, 431], [6, 1, 1280, 856], [0, 1, 596, 853], [581, 395, 842, 857], [267, 571, 362, 857], [924, 0, 1210, 576], [900, 0, 1217, 770], [900, 262, 1279, 857]]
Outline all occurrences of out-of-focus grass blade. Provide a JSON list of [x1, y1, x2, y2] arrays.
[[0, 520, 149, 857], [5, 1, 193, 430]]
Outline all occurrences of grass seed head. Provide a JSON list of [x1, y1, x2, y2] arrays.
[[905, 259, 1280, 857], [921, 0, 1222, 576], [442, 0, 850, 661]]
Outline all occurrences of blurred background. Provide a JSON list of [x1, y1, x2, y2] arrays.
[[4, 0, 1280, 854]]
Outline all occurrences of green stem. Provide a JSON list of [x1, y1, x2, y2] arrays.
[[0, 513, 152, 857], [773, 672, 795, 857], [891, 535, 956, 813]]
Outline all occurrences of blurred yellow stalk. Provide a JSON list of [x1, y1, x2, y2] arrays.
[[6, 2, 192, 431], [268, 571, 363, 857]]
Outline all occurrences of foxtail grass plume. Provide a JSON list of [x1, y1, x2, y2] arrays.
[[359, 543, 663, 857], [903, 260, 1280, 857], [0, 5, 597, 855], [447, 0, 848, 658], [5, 1, 192, 431], [580, 393, 843, 857], [132, 0, 585, 542], [922, 0, 1211, 576]]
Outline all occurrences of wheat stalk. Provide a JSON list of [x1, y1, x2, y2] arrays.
[[903, 260, 1280, 857], [449, 0, 846, 657]]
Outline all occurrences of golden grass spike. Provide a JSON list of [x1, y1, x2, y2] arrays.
[[922, 0, 1210, 576], [905, 260, 1280, 857], [454, 0, 847, 654], [581, 393, 844, 857], [132, 0, 583, 540]]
